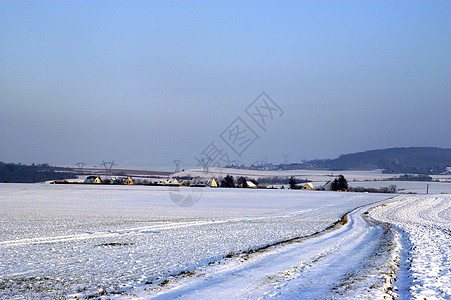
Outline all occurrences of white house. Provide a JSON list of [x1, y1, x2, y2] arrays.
[[246, 181, 257, 188], [322, 181, 333, 191]]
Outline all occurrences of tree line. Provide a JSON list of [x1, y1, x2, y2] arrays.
[[0, 162, 77, 183]]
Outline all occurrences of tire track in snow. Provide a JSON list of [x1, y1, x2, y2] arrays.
[[370, 195, 451, 299], [0, 210, 317, 247], [142, 199, 397, 299]]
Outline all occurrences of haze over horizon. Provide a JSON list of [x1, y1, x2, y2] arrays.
[[1, 1, 450, 171]]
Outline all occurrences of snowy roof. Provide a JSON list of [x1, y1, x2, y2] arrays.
[[304, 183, 316, 189]]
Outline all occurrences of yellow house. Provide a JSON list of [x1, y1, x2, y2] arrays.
[[210, 177, 218, 187], [173, 178, 179, 185], [301, 183, 316, 190], [84, 176, 102, 184], [123, 177, 134, 185]]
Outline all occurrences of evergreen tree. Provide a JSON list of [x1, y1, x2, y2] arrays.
[[220, 175, 235, 188], [289, 176, 297, 189], [236, 176, 247, 188], [331, 174, 348, 191]]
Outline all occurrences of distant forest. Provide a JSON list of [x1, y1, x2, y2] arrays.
[[300, 147, 451, 175], [0, 162, 77, 183]]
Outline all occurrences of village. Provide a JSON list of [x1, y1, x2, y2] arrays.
[[75, 175, 335, 190]]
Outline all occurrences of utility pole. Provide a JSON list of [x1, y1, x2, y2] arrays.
[[426, 184, 429, 194]]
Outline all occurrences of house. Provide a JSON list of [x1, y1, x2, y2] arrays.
[[246, 181, 257, 188], [84, 176, 102, 184], [180, 180, 190, 186], [110, 177, 121, 184], [191, 179, 208, 187], [166, 178, 180, 186], [122, 177, 134, 185], [158, 178, 179, 186], [110, 177, 133, 185], [301, 183, 316, 190], [210, 177, 218, 187], [322, 181, 333, 191]]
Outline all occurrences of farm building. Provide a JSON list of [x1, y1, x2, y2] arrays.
[[322, 181, 333, 191], [123, 177, 134, 185], [84, 176, 102, 184], [158, 179, 179, 186], [246, 181, 258, 188], [191, 179, 208, 187], [110, 177, 134, 185], [302, 183, 316, 190], [210, 177, 218, 187]]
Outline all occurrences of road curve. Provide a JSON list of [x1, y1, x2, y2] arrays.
[[143, 200, 398, 299]]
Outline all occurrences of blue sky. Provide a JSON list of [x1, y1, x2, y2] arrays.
[[1, 0, 450, 170]]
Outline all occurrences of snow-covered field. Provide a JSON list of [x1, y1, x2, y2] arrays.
[[2, 184, 450, 299], [370, 195, 451, 299], [349, 181, 451, 194], [0, 184, 391, 298], [142, 199, 400, 299]]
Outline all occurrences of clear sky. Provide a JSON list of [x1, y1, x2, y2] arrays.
[[1, 0, 450, 170]]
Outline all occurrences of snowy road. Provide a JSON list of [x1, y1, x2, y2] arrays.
[[142, 200, 398, 299]]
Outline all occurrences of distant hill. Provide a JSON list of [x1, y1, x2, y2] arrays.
[[314, 147, 451, 174]]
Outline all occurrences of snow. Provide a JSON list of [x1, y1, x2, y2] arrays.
[[370, 194, 451, 299], [142, 200, 399, 299], [0, 183, 390, 298], [177, 167, 451, 183], [349, 181, 451, 194], [2, 183, 449, 299]]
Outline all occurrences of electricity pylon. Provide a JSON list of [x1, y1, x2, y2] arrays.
[[173, 160, 181, 173], [100, 160, 116, 176], [75, 162, 86, 169]]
